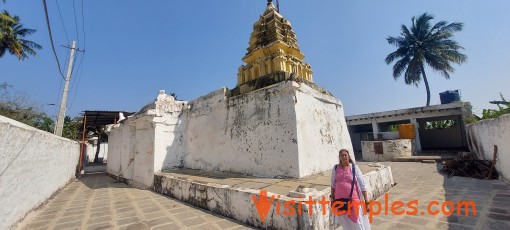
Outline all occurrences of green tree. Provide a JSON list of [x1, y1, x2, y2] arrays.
[[385, 13, 467, 106], [0, 10, 42, 60], [62, 116, 83, 140], [481, 93, 510, 120], [1, 83, 54, 132]]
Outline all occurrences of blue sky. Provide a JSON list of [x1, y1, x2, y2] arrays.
[[1, 0, 509, 119]]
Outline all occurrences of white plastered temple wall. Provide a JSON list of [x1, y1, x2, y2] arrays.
[[107, 81, 354, 187]]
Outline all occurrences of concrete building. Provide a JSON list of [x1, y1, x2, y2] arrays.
[[346, 102, 473, 156]]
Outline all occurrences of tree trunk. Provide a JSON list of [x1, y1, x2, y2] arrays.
[[94, 140, 100, 163], [421, 65, 431, 106]]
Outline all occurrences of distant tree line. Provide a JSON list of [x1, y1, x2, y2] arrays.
[[0, 82, 82, 139]]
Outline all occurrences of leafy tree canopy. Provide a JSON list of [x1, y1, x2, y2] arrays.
[[0, 10, 42, 60]]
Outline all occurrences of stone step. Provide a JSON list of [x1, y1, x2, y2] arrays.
[[391, 155, 455, 163]]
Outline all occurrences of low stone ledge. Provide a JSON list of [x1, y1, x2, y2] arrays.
[[151, 164, 394, 230]]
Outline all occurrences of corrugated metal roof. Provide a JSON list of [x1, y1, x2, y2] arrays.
[[83, 110, 135, 127]]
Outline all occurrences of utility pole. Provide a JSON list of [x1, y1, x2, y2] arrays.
[[54, 41, 76, 136]]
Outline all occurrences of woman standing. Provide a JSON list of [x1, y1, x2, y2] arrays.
[[330, 149, 371, 230]]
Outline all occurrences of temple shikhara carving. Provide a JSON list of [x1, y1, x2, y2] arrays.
[[236, 0, 313, 94]]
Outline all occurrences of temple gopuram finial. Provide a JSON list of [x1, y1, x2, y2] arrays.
[[235, 0, 313, 94]]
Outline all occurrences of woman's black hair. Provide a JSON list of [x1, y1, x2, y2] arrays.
[[339, 149, 353, 163]]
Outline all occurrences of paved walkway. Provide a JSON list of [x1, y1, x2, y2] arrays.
[[18, 173, 252, 230], [370, 162, 510, 230], [18, 162, 510, 229]]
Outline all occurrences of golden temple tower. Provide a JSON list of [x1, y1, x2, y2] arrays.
[[236, 0, 313, 94]]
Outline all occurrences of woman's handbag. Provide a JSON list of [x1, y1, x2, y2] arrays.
[[333, 164, 356, 212]]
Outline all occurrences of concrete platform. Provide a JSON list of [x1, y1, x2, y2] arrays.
[[152, 163, 394, 229]]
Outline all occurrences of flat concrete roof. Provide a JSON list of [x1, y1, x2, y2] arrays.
[[346, 102, 469, 125]]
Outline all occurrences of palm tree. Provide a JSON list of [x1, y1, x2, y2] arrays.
[[385, 13, 467, 106], [0, 10, 42, 60]]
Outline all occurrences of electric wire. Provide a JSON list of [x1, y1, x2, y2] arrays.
[[41, 0, 65, 80], [68, 46, 83, 106], [69, 52, 84, 109], [69, 0, 86, 111], [54, 0, 69, 45], [72, 0, 80, 47], [52, 49, 70, 120], [81, 0, 86, 49]]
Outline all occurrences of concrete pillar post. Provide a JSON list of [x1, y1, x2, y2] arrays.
[[371, 121, 380, 139], [410, 118, 422, 152]]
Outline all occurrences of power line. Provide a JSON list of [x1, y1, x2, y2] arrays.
[[67, 47, 80, 94], [72, 0, 80, 46], [41, 0, 66, 80], [52, 76, 63, 121], [81, 0, 86, 49], [69, 0, 86, 110], [69, 52, 85, 109], [53, 43, 69, 117], [54, 0, 69, 45]]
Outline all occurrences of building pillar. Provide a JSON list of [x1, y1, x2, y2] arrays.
[[371, 121, 380, 139], [259, 61, 266, 76], [273, 57, 286, 72], [250, 67, 256, 81], [244, 70, 251, 82], [265, 60, 272, 74], [286, 60, 292, 73], [410, 118, 422, 152]]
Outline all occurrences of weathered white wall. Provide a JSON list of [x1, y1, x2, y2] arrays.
[[132, 117, 156, 188], [106, 126, 121, 176], [362, 139, 412, 161], [107, 92, 187, 188], [0, 116, 80, 229], [363, 165, 394, 200], [107, 81, 353, 187], [107, 123, 136, 181], [84, 142, 108, 163], [180, 81, 351, 178], [295, 82, 354, 176], [467, 114, 510, 180], [183, 86, 301, 177]]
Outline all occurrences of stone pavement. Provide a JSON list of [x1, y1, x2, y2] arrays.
[[369, 162, 510, 230], [17, 162, 510, 230], [17, 173, 253, 230]]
